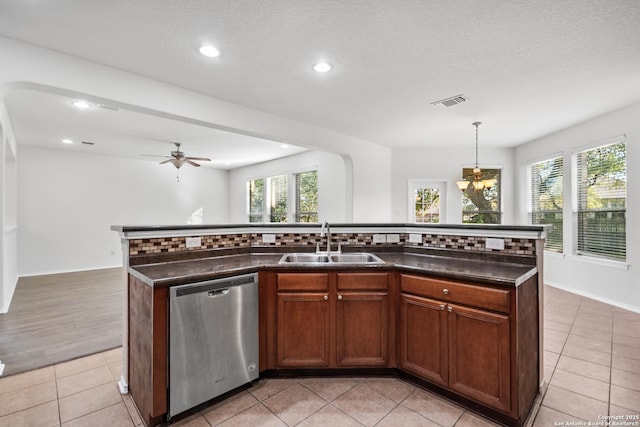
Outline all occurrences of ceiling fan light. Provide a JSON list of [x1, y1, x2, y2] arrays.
[[170, 158, 185, 169]]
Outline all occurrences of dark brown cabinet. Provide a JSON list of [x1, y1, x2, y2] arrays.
[[399, 273, 539, 423], [274, 271, 392, 369]]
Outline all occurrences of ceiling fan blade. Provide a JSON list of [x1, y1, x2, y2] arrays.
[[185, 159, 201, 167], [141, 154, 171, 158], [159, 159, 173, 164], [185, 156, 211, 162]]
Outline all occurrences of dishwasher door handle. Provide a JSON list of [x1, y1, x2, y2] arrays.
[[207, 288, 230, 297]]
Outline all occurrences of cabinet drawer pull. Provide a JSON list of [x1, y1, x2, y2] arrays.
[[338, 295, 343, 301], [447, 306, 453, 312], [439, 304, 446, 310], [443, 288, 449, 295], [323, 295, 328, 301]]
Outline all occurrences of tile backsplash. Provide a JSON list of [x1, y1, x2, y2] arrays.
[[129, 232, 536, 257]]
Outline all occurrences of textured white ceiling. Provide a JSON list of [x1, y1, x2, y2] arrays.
[[1, 0, 639, 152]]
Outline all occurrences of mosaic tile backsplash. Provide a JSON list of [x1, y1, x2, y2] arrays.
[[129, 232, 537, 257]]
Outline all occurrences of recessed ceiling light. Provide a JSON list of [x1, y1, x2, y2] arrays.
[[280, 144, 289, 149], [71, 100, 91, 110], [61, 138, 74, 144], [313, 62, 332, 73], [199, 45, 220, 58]]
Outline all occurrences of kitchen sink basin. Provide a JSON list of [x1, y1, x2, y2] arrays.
[[330, 253, 385, 264], [279, 253, 330, 264], [279, 252, 385, 265]]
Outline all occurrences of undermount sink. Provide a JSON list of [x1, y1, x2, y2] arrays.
[[278, 253, 329, 264], [329, 253, 385, 264], [278, 252, 385, 265]]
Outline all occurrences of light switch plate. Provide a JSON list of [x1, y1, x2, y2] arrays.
[[373, 234, 387, 244], [262, 234, 276, 243], [386, 234, 400, 243], [409, 233, 423, 244], [486, 237, 505, 250], [186, 236, 202, 248]]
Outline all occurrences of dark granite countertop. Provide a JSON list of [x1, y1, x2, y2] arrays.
[[129, 251, 537, 288]]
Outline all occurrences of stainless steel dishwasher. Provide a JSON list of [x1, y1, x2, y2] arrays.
[[169, 273, 259, 418]]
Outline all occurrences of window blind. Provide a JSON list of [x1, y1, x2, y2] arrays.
[[269, 175, 288, 223], [529, 157, 563, 253], [575, 141, 626, 261]]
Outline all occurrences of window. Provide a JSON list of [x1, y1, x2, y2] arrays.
[[461, 168, 501, 224], [248, 178, 264, 223], [408, 180, 446, 223], [247, 170, 318, 223], [268, 175, 288, 223], [575, 140, 626, 261], [529, 157, 563, 253], [294, 170, 318, 222]]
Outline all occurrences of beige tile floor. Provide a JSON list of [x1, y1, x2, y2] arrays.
[[1, 285, 639, 426]]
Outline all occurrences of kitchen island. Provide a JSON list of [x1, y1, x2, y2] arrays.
[[112, 223, 548, 427]]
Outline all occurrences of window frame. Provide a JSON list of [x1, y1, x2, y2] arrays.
[[407, 179, 446, 223], [572, 136, 626, 263], [461, 167, 502, 224]]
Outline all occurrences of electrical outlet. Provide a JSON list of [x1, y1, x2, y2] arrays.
[[386, 234, 400, 243], [409, 233, 423, 244], [486, 237, 505, 250], [186, 236, 202, 248], [373, 234, 387, 244], [262, 234, 276, 243]]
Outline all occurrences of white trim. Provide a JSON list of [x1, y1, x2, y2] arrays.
[[545, 281, 639, 313], [17, 264, 123, 278], [571, 253, 629, 270], [570, 133, 626, 154], [116, 224, 548, 241]]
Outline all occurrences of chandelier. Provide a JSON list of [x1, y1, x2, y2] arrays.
[[456, 122, 496, 191]]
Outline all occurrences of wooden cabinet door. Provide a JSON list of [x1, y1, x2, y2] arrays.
[[336, 292, 388, 367], [447, 304, 511, 413], [399, 293, 448, 386], [277, 292, 330, 367]]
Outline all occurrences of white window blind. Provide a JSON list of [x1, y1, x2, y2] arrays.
[[575, 140, 626, 261], [268, 175, 288, 223], [529, 157, 563, 253]]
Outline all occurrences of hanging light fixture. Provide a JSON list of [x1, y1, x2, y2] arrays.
[[456, 122, 496, 192]]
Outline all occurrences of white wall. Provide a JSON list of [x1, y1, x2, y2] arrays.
[[391, 146, 516, 224], [1, 102, 19, 313], [229, 150, 347, 223], [514, 102, 640, 312], [17, 146, 229, 276], [0, 36, 392, 223]]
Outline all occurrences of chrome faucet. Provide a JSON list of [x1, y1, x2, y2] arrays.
[[319, 221, 331, 255]]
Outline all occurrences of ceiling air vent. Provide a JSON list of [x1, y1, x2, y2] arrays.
[[81, 141, 95, 146], [430, 94, 468, 107]]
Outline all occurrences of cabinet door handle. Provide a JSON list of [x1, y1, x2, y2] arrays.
[[338, 295, 343, 301], [447, 305, 453, 312], [439, 304, 446, 310], [443, 288, 449, 295], [323, 295, 328, 301]]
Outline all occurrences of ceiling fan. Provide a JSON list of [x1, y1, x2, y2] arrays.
[[148, 142, 211, 169]]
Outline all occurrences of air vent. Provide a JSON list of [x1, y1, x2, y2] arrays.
[[81, 141, 95, 146], [430, 94, 468, 107]]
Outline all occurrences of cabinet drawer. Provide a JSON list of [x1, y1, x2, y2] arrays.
[[277, 273, 329, 291], [337, 272, 388, 291], [400, 274, 510, 314]]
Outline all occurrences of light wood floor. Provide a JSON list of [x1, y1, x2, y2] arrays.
[[0, 268, 123, 377]]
